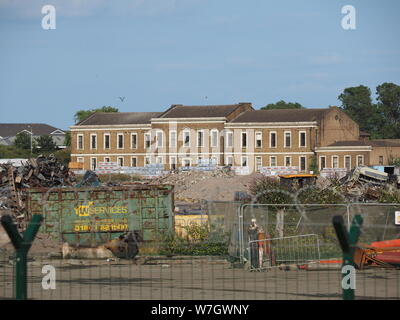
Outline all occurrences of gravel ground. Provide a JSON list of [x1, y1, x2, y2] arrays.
[[1, 256, 399, 300]]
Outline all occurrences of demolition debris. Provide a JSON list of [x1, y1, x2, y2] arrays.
[[0, 155, 75, 227]]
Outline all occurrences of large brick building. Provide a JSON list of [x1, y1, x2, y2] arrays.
[[70, 103, 400, 173]]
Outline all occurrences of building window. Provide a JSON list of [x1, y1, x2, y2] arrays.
[[156, 131, 163, 148], [156, 156, 163, 164], [226, 156, 233, 166], [241, 132, 247, 148], [211, 130, 218, 148], [170, 131, 177, 148], [77, 134, 84, 150], [255, 132, 262, 148], [270, 132, 277, 148], [183, 130, 190, 147], [300, 156, 307, 172], [90, 134, 97, 149], [170, 156, 176, 170], [255, 156, 262, 172], [284, 131, 291, 148], [319, 156, 326, 170], [285, 156, 292, 166], [117, 157, 124, 167], [226, 131, 233, 148], [145, 156, 151, 165], [211, 156, 218, 165], [104, 134, 110, 149], [77, 157, 84, 163], [357, 155, 364, 166], [91, 157, 97, 171], [117, 133, 124, 149], [241, 156, 248, 167], [197, 130, 204, 147], [332, 156, 339, 169], [104, 157, 110, 162], [379, 156, 384, 165], [345, 156, 351, 170], [183, 159, 191, 167], [144, 133, 151, 149], [299, 131, 306, 147], [131, 133, 137, 149], [131, 157, 137, 167], [270, 156, 277, 167]]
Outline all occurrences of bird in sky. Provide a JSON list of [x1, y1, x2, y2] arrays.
[[118, 97, 126, 102]]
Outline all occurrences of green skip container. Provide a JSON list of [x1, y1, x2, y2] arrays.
[[26, 184, 174, 248]]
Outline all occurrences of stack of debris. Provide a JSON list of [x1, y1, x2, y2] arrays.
[[0, 155, 75, 229], [154, 168, 257, 203]]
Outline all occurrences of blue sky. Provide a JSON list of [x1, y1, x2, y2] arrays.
[[0, 0, 399, 130]]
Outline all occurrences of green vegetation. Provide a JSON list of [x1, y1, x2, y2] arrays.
[[74, 106, 118, 123], [0, 145, 31, 159], [260, 100, 304, 110], [158, 222, 230, 256], [338, 82, 400, 139], [14, 132, 34, 150], [35, 135, 57, 151], [308, 155, 319, 174]]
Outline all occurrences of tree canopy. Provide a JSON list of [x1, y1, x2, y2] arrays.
[[338, 82, 400, 139], [261, 100, 304, 110], [14, 132, 32, 150], [36, 135, 57, 152], [74, 106, 119, 123]]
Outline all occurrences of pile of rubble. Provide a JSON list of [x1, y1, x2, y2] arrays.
[[0, 155, 75, 228], [154, 168, 257, 203], [317, 166, 400, 202]]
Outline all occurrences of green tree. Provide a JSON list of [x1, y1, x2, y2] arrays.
[[13, 132, 32, 150], [376, 82, 400, 139], [64, 131, 71, 147], [35, 135, 57, 152], [338, 85, 381, 137], [74, 106, 119, 123], [260, 100, 304, 110], [308, 155, 319, 174]]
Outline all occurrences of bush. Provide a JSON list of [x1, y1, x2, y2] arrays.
[[157, 222, 230, 256], [0, 145, 31, 159], [248, 175, 345, 205]]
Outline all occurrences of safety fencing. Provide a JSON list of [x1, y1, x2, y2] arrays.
[[1, 202, 400, 300], [248, 234, 321, 271]]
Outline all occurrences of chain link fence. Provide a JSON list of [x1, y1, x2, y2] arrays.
[[1, 202, 400, 300]]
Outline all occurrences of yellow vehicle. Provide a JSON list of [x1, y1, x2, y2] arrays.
[[278, 174, 317, 190]]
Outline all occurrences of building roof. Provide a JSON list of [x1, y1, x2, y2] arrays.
[[327, 139, 400, 148], [77, 112, 162, 125], [327, 140, 373, 147], [158, 103, 250, 119], [230, 108, 330, 123], [0, 123, 64, 138], [370, 139, 400, 147]]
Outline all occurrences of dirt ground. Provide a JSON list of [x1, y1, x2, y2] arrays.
[[1, 255, 399, 300]]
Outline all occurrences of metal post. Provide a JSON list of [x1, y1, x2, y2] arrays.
[[28, 125, 33, 156], [332, 214, 363, 300], [1, 214, 43, 300]]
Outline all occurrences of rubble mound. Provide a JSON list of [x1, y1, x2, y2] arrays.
[[0, 155, 75, 229], [155, 169, 260, 203]]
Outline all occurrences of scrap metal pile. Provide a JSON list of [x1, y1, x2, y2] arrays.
[[0, 155, 75, 228], [338, 166, 399, 202]]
